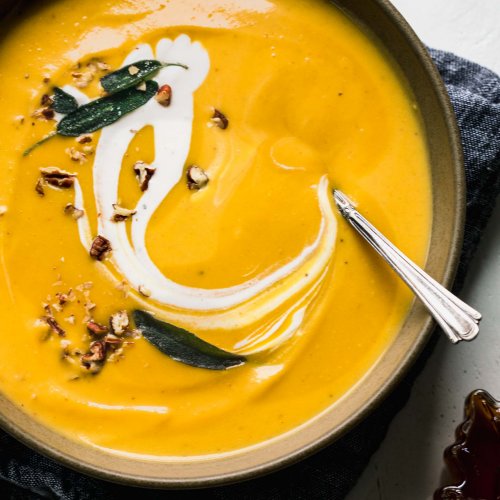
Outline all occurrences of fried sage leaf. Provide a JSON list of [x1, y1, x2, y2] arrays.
[[52, 87, 79, 114], [100, 60, 187, 94], [133, 309, 246, 370], [57, 81, 159, 137]]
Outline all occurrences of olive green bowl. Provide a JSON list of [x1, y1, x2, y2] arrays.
[[0, 0, 463, 489]]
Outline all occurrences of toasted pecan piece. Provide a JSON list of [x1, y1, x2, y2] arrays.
[[89, 235, 111, 261], [186, 165, 209, 191], [133, 161, 156, 191]]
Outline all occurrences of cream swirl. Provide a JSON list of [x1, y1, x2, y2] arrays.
[[66, 35, 337, 351]]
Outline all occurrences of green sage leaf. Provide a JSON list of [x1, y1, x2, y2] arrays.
[[100, 60, 187, 94], [133, 309, 246, 370], [57, 80, 159, 137], [52, 87, 79, 114]]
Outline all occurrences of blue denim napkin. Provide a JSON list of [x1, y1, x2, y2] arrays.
[[1, 48, 500, 500]]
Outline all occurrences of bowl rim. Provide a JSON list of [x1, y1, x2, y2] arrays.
[[0, 0, 465, 489]]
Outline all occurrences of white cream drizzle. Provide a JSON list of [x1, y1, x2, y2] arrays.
[[64, 35, 338, 352]]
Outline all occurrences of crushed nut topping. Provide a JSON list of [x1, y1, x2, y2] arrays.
[[66, 147, 88, 164], [39, 167, 77, 190], [76, 281, 93, 292], [81, 341, 107, 373], [211, 109, 229, 129], [41, 315, 65, 337], [71, 70, 94, 89], [64, 203, 85, 220], [32, 107, 55, 121], [64, 315, 76, 325], [55, 290, 74, 307], [186, 165, 209, 191], [87, 59, 110, 73], [86, 320, 109, 336], [116, 280, 130, 298], [104, 333, 123, 345], [35, 178, 45, 196], [110, 310, 129, 336], [138, 285, 152, 298], [111, 204, 137, 222], [60, 339, 71, 350], [76, 134, 93, 144], [89, 235, 111, 261], [155, 84, 172, 107], [136, 81, 147, 91], [128, 65, 140, 75], [41, 94, 54, 107], [133, 161, 156, 191]]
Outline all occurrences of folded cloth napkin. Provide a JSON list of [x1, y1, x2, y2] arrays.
[[1, 48, 500, 500]]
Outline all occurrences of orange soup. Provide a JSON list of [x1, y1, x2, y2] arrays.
[[0, 0, 431, 456]]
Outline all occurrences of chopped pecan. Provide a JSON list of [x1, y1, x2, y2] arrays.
[[60, 339, 71, 351], [155, 84, 172, 106], [87, 320, 109, 336], [35, 178, 45, 196], [95, 61, 110, 72], [32, 107, 55, 121], [138, 285, 151, 297], [111, 204, 136, 222], [41, 316, 65, 337], [186, 165, 209, 191], [87, 59, 110, 73], [55, 291, 69, 306], [104, 333, 123, 345], [107, 347, 125, 363], [133, 161, 156, 191], [116, 280, 130, 298], [72, 70, 94, 89], [76, 134, 92, 144], [81, 341, 107, 372], [64, 315, 76, 325], [211, 109, 229, 129], [110, 310, 129, 336], [64, 203, 84, 220], [41, 94, 54, 107], [40, 167, 76, 189], [65, 147, 88, 164], [89, 235, 111, 261], [76, 281, 93, 292]]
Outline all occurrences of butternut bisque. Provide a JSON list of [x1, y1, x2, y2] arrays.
[[0, 0, 431, 456]]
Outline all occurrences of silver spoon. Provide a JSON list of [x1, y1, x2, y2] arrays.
[[333, 190, 481, 344]]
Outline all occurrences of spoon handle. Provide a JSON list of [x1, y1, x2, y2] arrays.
[[333, 190, 480, 344]]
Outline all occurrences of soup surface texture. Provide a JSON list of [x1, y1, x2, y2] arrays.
[[0, 0, 431, 456]]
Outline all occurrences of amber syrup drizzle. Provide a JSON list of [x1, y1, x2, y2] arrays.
[[435, 390, 500, 500]]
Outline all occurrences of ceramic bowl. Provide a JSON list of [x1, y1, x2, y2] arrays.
[[0, 0, 463, 488]]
